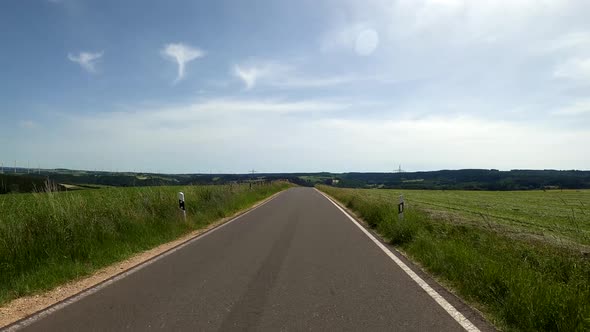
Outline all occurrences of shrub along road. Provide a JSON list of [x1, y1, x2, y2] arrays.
[[6, 188, 493, 331]]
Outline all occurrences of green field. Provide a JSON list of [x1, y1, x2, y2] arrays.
[[350, 189, 590, 247], [0, 182, 291, 305], [317, 185, 590, 331]]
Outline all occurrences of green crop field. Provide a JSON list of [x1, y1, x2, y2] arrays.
[[317, 185, 590, 331], [0, 181, 291, 305], [337, 189, 590, 247]]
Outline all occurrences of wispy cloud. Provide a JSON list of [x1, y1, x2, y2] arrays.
[[29, 99, 590, 172], [554, 57, 590, 82], [233, 60, 361, 89], [276, 75, 359, 88], [553, 101, 590, 116], [35, 98, 354, 172], [67, 51, 103, 73], [320, 23, 380, 56], [312, 116, 590, 171], [136, 98, 352, 123], [233, 62, 289, 89], [541, 32, 590, 53], [161, 43, 204, 83], [233, 65, 261, 89]]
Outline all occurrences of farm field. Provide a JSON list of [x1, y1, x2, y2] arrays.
[[317, 185, 590, 331], [0, 182, 291, 306], [347, 189, 590, 247]]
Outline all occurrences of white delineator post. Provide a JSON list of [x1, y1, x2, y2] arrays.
[[398, 194, 405, 221], [178, 192, 186, 220]]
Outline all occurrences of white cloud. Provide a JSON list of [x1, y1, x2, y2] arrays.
[[327, 0, 578, 52], [233, 65, 262, 89], [275, 75, 359, 88], [19, 96, 590, 173], [233, 62, 290, 89], [553, 101, 590, 116], [310, 116, 590, 171], [67, 51, 103, 73], [161, 43, 204, 82], [27, 98, 355, 172], [61, 98, 353, 139], [314, 0, 590, 120], [542, 32, 590, 53], [554, 57, 590, 82], [233, 60, 362, 89], [321, 23, 376, 53], [135, 98, 350, 123], [355, 29, 379, 56]]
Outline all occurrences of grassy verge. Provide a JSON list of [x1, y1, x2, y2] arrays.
[[317, 185, 590, 331], [0, 182, 292, 305]]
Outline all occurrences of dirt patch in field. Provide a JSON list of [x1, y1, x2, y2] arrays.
[[0, 191, 282, 328]]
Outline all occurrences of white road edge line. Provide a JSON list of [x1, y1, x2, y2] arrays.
[[316, 189, 481, 332], [3, 192, 283, 332]]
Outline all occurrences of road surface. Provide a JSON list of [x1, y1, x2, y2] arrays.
[[8, 187, 493, 331]]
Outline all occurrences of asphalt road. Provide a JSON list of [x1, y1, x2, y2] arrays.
[[11, 187, 493, 331]]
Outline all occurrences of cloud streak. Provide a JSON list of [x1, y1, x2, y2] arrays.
[[233, 60, 362, 89], [67, 51, 103, 73], [553, 101, 590, 116], [321, 23, 380, 55], [311, 116, 590, 171], [161, 43, 204, 82], [233, 62, 290, 89], [21, 98, 590, 173], [554, 57, 590, 82]]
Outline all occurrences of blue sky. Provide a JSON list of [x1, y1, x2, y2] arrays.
[[1, 0, 589, 173]]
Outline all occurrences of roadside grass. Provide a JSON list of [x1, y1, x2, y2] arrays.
[[0, 181, 292, 305], [317, 185, 590, 332]]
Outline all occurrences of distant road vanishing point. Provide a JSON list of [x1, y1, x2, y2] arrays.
[[6, 187, 494, 332]]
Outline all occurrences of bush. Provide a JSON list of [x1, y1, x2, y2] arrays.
[[381, 217, 419, 245]]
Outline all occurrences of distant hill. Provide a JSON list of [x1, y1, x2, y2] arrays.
[[3, 169, 589, 194], [332, 169, 590, 190], [40, 171, 309, 188]]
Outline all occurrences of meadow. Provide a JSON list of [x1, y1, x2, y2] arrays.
[[0, 182, 291, 305], [369, 189, 590, 246], [317, 185, 590, 331]]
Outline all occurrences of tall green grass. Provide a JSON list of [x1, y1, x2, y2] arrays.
[[318, 185, 590, 331], [0, 182, 291, 305]]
